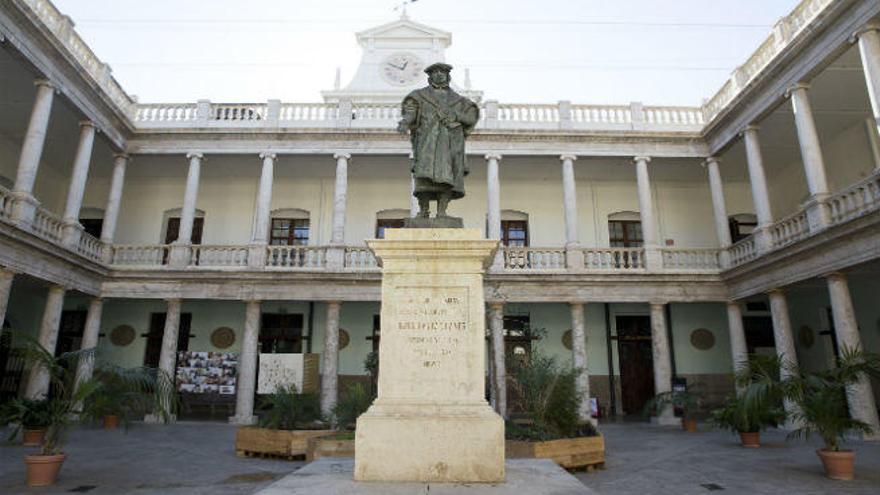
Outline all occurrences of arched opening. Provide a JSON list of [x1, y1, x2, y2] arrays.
[[608, 211, 643, 247], [269, 208, 310, 245]]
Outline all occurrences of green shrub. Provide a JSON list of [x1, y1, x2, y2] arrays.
[[258, 384, 323, 430], [0, 398, 53, 441], [710, 393, 784, 433], [333, 383, 373, 430]]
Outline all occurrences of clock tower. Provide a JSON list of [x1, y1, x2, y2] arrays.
[[321, 13, 482, 103]]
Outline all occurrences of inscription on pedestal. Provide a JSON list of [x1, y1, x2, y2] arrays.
[[395, 287, 468, 370]]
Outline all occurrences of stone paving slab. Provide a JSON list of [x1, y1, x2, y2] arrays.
[[254, 457, 595, 494]]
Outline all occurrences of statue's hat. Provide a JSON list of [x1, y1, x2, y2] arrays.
[[424, 62, 453, 74]]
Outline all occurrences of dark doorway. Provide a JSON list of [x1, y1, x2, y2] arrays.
[[79, 218, 104, 239], [144, 312, 192, 367], [260, 313, 305, 353], [743, 316, 775, 354], [163, 217, 204, 264], [616, 315, 654, 415], [56, 310, 88, 357], [0, 320, 24, 402], [504, 315, 533, 413]]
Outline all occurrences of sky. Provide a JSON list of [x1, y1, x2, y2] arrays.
[[53, 0, 800, 106]]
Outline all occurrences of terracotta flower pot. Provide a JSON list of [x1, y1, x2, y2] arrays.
[[817, 449, 855, 480], [738, 431, 760, 448], [22, 429, 46, 447], [682, 418, 697, 432], [25, 453, 66, 487], [103, 415, 120, 429]]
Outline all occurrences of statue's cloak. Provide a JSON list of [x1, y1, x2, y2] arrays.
[[402, 87, 479, 199]]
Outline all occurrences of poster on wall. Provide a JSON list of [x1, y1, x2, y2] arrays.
[[176, 351, 238, 394], [257, 353, 304, 394]]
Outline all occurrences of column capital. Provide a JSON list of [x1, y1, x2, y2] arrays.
[[568, 301, 586, 308], [648, 301, 667, 308], [186, 152, 204, 161], [742, 124, 760, 135], [244, 298, 262, 305], [559, 154, 577, 162], [33, 78, 54, 90], [725, 300, 742, 308], [485, 153, 502, 161], [850, 22, 880, 43], [333, 152, 351, 161], [822, 271, 847, 281], [78, 120, 95, 129], [766, 288, 787, 297], [702, 156, 721, 168], [112, 152, 130, 161], [488, 301, 505, 311], [165, 297, 183, 304], [633, 156, 651, 164], [259, 151, 277, 161], [785, 82, 811, 98]]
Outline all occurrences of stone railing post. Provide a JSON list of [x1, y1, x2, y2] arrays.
[[196, 99, 211, 125], [266, 99, 281, 128], [337, 99, 353, 128], [484, 100, 499, 129], [558, 100, 572, 130]]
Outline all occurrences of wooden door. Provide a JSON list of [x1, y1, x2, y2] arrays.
[[503, 315, 532, 413], [56, 310, 87, 357], [143, 312, 192, 367], [616, 315, 654, 415]]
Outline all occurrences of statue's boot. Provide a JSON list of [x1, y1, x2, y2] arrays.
[[417, 196, 430, 218], [437, 194, 451, 217]]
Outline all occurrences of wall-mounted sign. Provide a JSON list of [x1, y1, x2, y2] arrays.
[[176, 351, 237, 394]]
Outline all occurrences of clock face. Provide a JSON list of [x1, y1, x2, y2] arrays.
[[380, 52, 425, 86]]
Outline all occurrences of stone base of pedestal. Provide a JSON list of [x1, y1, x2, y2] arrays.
[[256, 458, 594, 495], [354, 403, 504, 482]]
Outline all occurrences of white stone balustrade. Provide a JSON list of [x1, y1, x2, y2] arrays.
[[110, 245, 168, 267], [266, 245, 328, 269], [727, 237, 757, 267], [827, 170, 880, 223], [189, 245, 249, 267], [31, 208, 64, 243], [769, 210, 810, 249], [279, 103, 338, 123], [661, 248, 721, 271], [75, 231, 104, 263], [344, 247, 378, 269], [502, 247, 567, 270], [0, 186, 14, 220], [582, 247, 645, 270]]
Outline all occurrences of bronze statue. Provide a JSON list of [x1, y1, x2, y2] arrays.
[[397, 63, 479, 227]]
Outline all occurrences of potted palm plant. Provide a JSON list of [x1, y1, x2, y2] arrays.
[[83, 364, 175, 430], [644, 387, 703, 432], [0, 397, 52, 446], [743, 347, 880, 480], [710, 393, 785, 447]]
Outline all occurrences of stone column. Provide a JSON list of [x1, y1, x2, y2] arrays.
[[73, 298, 103, 396], [151, 298, 182, 422], [24, 285, 66, 399], [11, 79, 54, 226], [705, 157, 732, 267], [569, 302, 593, 423], [789, 83, 831, 230], [649, 302, 677, 425], [60, 121, 97, 247], [726, 301, 748, 390], [560, 155, 584, 270], [767, 289, 801, 425], [0, 268, 13, 328], [825, 273, 880, 439], [170, 153, 202, 267], [248, 153, 275, 268], [321, 301, 341, 420], [486, 154, 503, 270], [231, 300, 261, 425], [742, 125, 774, 253], [488, 302, 506, 418], [857, 25, 880, 142], [100, 154, 128, 258], [327, 154, 350, 269], [634, 156, 662, 270]]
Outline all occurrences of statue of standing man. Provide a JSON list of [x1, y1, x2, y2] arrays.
[[397, 63, 479, 228]]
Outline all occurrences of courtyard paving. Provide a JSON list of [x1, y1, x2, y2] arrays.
[[0, 420, 877, 494]]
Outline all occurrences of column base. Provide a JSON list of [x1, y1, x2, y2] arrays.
[[168, 244, 191, 268], [354, 402, 504, 482], [10, 192, 39, 227], [565, 244, 584, 271], [61, 221, 83, 248], [753, 227, 772, 255], [228, 414, 257, 426], [325, 245, 345, 270], [644, 246, 663, 271], [247, 244, 267, 269], [144, 413, 176, 424], [650, 414, 682, 427], [802, 194, 831, 231]]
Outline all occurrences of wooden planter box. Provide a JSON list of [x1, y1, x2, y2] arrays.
[[306, 436, 355, 462], [506, 435, 605, 470], [235, 427, 334, 459]]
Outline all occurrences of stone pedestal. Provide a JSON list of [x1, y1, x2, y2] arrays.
[[355, 228, 504, 483]]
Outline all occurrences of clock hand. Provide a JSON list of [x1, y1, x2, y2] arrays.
[[401, 61, 409, 70], [388, 62, 405, 70]]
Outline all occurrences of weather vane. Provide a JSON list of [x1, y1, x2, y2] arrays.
[[394, 0, 418, 19]]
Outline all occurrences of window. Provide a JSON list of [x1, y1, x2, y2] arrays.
[[728, 214, 757, 243], [270, 218, 310, 246], [608, 220, 643, 247], [376, 218, 405, 239], [501, 220, 529, 247]]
